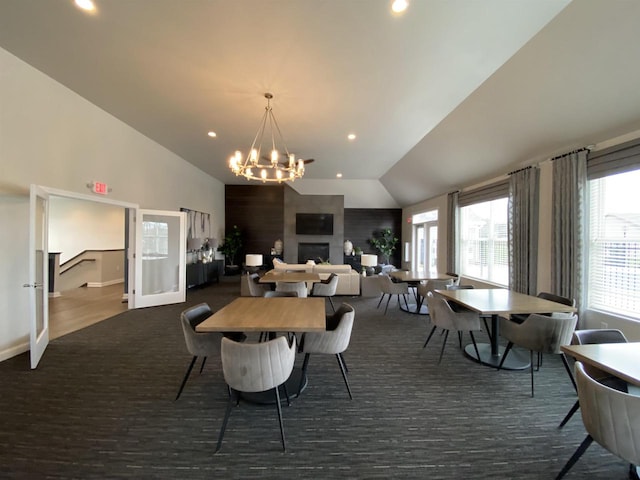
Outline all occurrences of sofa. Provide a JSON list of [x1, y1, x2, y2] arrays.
[[272, 259, 360, 295]]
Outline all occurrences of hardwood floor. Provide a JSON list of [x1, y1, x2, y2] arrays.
[[49, 283, 128, 340]]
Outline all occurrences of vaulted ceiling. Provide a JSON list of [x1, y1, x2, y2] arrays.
[[2, 0, 640, 208]]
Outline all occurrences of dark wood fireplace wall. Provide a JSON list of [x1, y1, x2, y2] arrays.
[[225, 185, 402, 267]]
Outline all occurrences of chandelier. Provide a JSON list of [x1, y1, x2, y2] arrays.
[[229, 93, 305, 183]]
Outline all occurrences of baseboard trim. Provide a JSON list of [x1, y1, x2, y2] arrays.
[[0, 341, 29, 363]]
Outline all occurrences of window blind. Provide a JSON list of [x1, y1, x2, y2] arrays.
[[458, 180, 509, 207], [587, 137, 640, 180]]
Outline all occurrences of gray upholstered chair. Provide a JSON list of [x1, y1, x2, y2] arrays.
[[216, 335, 296, 453], [510, 291, 575, 324], [555, 361, 640, 480], [246, 272, 270, 297], [559, 328, 632, 428], [176, 303, 223, 400], [310, 273, 339, 312], [497, 313, 578, 397], [297, 303, 355, 399], [276, 281, 307, 298], [264, 290, 298, 298], [416, 278, 454, 312], [377, 274, 409, 314], [424, 291, 482, 364]]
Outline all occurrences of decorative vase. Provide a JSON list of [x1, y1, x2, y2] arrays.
[[343, 240, 353, 256], [274, 239, 283, 255]]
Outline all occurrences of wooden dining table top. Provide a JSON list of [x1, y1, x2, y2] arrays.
[[561, 342, 640, 387], [390, 270, 454, 283], [195, 297, 326, 333], [258, 271, 322, 283], [435, 288, 578, 316]]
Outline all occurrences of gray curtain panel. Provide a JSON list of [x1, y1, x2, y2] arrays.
[[552, 150, 587, 313], [446, 191, 459, 275], [508, 167, 540, 294]]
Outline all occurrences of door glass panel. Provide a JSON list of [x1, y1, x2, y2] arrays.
[[141, 214, 180, 296], [35, 195, 46, 337]]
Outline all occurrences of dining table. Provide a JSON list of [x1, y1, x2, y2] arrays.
[[561, 342, 640, 387], [389, 270, 454, 314], [435, 288, 578, 370], [196, 296, 326, 402]]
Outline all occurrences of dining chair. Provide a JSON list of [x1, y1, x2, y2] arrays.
[[297, 303, 355, 399], [555, 361, 640, 480], [276, 280, 308, 298], [424, 291, 482, 364], [416, 278, 453, 312], [558, 328, 632, 428], [377, 274, 409, 314], [246, 272, 270, 297], [176, 303, 223, 400], [310, 273, 339, 312], [216, 335, 296, 453], [497, 313, 578, 397], [509, 291, 575, 324]]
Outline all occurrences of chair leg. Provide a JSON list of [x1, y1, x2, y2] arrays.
[[482, 317, 493, 344], [469, 331, 480, 361], [558, 400, 580, 428], [423, 325, 437, 348], [554, 435, 593, 480], [199, 356, 207, 374], [175, 356, 197, 400], [376, 293, 386, 309], [560, 353, 577, 393], [281, 383, 291, 407], [327, 296, 335, 313], [496, 342, 514, 371], [339, 352, 348, 373], [336, 353, 353, 399], [458, 331, 463, 349], [438, 330, 449, 364], [384, 295, 392, 315], [215, 388, 236, 453], [402, 294, 409, 310], [274, 387, 286, 451], [530, 350, 535, 397], [297, 353, 311, 396]]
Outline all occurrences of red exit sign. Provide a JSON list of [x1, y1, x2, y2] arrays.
[[92, 181, 109, 195]]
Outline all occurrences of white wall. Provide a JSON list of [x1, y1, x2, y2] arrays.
[[0, 47, 225, 362], [50, 197, 125, 263]]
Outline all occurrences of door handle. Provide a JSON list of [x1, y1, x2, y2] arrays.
[[22, 283, 43, 288]]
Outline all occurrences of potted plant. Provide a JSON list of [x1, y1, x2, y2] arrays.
[[369, 228, 398, 265], [218, 225, 243, 274]]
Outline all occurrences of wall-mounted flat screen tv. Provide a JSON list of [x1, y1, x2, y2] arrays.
[[296, 213, 334, 235]]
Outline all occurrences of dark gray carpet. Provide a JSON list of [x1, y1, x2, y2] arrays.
[[0, 277, 630, 479]]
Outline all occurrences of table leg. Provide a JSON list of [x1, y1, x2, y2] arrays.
[[463, 314, 530, 370]]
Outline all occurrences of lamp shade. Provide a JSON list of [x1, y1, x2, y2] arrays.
[[245, 254, 263, 267], [361, 254, 378, 267]]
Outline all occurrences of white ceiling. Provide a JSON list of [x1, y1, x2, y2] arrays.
[[1, 0, 640, 208]]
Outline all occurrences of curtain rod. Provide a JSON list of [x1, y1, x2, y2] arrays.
[[508, 165, 533, 176], [550, 147, 591, 161]]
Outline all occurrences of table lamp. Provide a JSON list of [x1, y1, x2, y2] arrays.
[[361, 254, 377, 277], [245, 254, 263, 273]]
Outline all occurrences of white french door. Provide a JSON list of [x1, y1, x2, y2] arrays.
[[27, 185, 49, 369], [413, 220, 438, 272], [131, 209, 186, 308]]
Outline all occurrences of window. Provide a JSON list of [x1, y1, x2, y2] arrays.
[[412, 210, 438, 271], [588, 169, 640, 318], [142, 220, 169, 258], [459, 197, 509, 285]]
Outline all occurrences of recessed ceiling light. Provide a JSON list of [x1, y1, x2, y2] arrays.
[[391, 0, 408, 14], [74, 0, 96, 12], [336, 173, 343, 178], [347, 133, 356, 141], [208, 131, 217, 138]]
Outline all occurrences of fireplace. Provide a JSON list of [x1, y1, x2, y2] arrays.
[[298, 242, 330, 264]]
